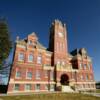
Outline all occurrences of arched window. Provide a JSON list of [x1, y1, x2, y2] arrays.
[[18, 53, 24, 61], [37, 53, 42, 64], [28, 40, 32, 45], [28, 54, 33, 62]]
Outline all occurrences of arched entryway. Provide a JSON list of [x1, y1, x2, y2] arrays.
[[60, 74, 69, 85]]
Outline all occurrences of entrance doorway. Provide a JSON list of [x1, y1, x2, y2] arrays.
[[60, 74, 69, 85]]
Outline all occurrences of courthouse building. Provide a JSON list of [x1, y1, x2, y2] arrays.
[[7, 20, 95, 93]]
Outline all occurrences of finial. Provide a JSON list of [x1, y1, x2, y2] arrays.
[[16, 36, 19, 41]]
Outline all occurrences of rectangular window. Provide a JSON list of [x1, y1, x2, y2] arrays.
[[50, 71, 54, 80], [14, 84, 20, 91], [45, 84, 49, 90], [28, 54, 33, 62], [50, 84, 54, 91], [80, 63, 83, 69], [18, 53, 24, 61], [86, 74, 89, 80], [35, 84, 40, 91], [36, 70, 41, 79], [28, 40, 32, 45], [45, 71, 48, 78], [27, 72, 32, 79], [16, 71, 21, 78], [25, 84, 31, 90], [84, 64, 87, 70], [37, 56, 42, 64], [80, 75, 84, 80]]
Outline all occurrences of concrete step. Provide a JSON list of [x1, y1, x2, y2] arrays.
[[62, 86, 74, 92]]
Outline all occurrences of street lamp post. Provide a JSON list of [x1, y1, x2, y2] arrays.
[[48, 70, 51, 91], [75, 70, 77, 91]]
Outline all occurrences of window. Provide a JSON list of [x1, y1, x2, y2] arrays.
[[28, 54, 33, 62], [14, 84, 20, 91], [50, 71, 54, 80], [45, 71, 48, 78], [36, 70, 41, 79], [25, 84, 31, 90], [80, 75, 84, 80], [84, 64, 87, 69], [18, 53, 24, 61], [80, 63, 83, 69], [35, 84, 40, 91], [57, 61, 60, 65], [45, 84, 49, 90], [27, 72, 32, 79], [37, 55, 42, 64], [86, 74, 89, 80], [16, 71, 21, 78], [88, 84, 90, 88], [50, 84, 54, 91], [62, 61, 65, 66], [28, 40, 32, 45]]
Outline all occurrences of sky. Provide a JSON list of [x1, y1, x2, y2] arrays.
[[0, 0, 100, 81]]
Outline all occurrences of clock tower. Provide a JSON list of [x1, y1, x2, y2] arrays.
[[48, 19, 68, 65]]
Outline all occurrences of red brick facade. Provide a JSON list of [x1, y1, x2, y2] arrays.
[[7, 20, 95, 93]]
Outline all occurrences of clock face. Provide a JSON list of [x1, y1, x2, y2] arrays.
[[58, 32, 64, 37]]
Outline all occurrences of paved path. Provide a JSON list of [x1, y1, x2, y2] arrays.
[[83, 92, 100, 97]]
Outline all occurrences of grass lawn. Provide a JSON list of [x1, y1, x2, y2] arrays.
[[96, 89, 100, 93], [0, 93, 100, 100]]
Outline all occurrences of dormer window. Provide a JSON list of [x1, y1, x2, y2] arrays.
[[28, 40, 32, 45], [37, 54, 42, 64]]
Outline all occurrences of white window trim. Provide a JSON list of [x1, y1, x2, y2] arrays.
[[25, 84, 31, 91], [26, 70, 32, 79], [45, 84, 49, 90], [36, 70, 41, 79], [14, 84, 20, 91], [37, 56, 42, 64], [18, 53, 24, 61], [35, 84, 40, 91], [28, 54, 33, 62], [45, 71, 48, 78], [15, 69, 21, 79]]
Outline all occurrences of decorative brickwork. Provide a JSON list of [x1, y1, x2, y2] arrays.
[[7, 20, 96, 93]]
